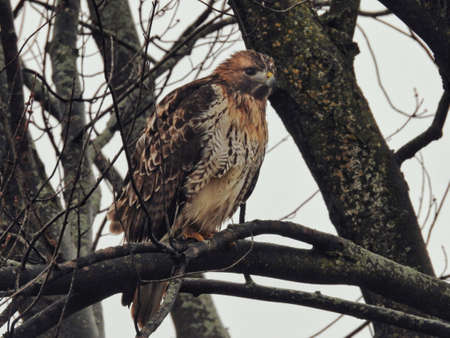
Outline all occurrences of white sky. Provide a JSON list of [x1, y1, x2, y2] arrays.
[[4, 0, 449, 337], [102, 2, 449, 337]]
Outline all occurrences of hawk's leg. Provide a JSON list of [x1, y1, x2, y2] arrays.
[[239, 203, 254, 285], [244, 273, 255, 285]]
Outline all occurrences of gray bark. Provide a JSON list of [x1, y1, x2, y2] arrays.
[[229, 0, 440, 336]]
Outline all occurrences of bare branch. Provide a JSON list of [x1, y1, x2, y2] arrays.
[[327, 0, 360, 38], [180, 278, 450, 337], [171, 282, 231, 338], [358, 9, 391, 17], [2, 220, 450, 331], [279, 189, 320, 220], [0, 0, 25, 126], [92, 149, 123, 193], [395, 90, 449, 164], [152, 17, 237, 80], [357, 23, 428, 118], [425, 182, 450, 246], [22, 67, 61, 121], [308, 298, 362, 338], [343, 321, 370, 338], [377, 0, 449, 88]]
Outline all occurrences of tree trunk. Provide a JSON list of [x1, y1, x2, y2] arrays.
[[229, 1, 435, 336]]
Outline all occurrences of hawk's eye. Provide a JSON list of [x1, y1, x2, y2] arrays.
[[244, 67, 257, 76]]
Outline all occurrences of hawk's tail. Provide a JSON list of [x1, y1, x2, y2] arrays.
[[129, 282, 168, 328], [108, 197, 169, 327]]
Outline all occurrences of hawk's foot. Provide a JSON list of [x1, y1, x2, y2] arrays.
[[183, 231, 206, 242]]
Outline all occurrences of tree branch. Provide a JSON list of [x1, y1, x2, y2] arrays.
[[180, 278, 450, 337], [395, 90, 449, 164], [171, 280, 230, 338], [327, 0, 360, 38], [92, 149, 123, 194], [22, 67, 61, 121], [44, 0, 103, 336], [2, 220, 450, 336], [3, 290, 109, 338], [229, 1, 436, 335], [377, 0, 449, 89], [358, 9, 391, 17], [0, 0, 24, 129]]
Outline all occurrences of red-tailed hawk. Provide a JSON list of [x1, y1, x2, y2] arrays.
[[107, 50, 276, 327]]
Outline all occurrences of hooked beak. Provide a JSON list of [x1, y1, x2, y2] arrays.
[[265, 71, 275, 87]]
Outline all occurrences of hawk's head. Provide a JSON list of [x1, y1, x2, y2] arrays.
[[214, 50, 276, 100]]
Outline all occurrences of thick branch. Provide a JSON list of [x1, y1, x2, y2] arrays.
[[22, 67, 61, 121], [3, 291, 110, 338], [44, 0, 103, 336], [327, 0, 360, 38], [92, 149, 123, 193], [229, 1, 435, 335], [180, 279, 450, 337], [3, 237, 450, 337], [0, 0, 24, 129], [358, 9, 391, 17], [3, 221, 450, 332], [378, 0, 449, 89], [171, 283, 230, 338], [395, 90, 449, 164]]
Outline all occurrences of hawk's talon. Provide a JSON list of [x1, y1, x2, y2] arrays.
[[183, 231, 206, 242], [227, 240, 237, 249]]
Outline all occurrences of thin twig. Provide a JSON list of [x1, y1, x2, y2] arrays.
[[440, 246, 448, 279], [425, 182, 450, 245], [279, 190, 320, 220], [343, 320, 370, 338], [308, 295, 363, 338], [357, 24, 428, 118]]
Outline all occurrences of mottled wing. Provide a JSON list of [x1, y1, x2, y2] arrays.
[[107, 77, 221, 242]]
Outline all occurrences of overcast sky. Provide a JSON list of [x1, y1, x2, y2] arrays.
[[6, 0, 449, 337], [100, 2, 448, 338]]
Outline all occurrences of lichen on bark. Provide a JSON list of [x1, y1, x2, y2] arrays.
[[229, 0, 436, 336]]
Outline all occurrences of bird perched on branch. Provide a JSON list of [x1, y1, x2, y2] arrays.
[[107, 50, 276, 327]]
